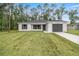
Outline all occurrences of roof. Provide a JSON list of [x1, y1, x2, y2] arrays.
[[18, 20, 68, 24], [26, 20, 47, 23]]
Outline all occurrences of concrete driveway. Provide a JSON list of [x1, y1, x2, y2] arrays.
[[55, 32, 79, 44]]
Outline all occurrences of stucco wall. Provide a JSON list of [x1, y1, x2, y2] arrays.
[[47, 22, 67, 32], [18, 24, 22, 31], [63, 23, 67, 32], [18, 22, 67, 32], [27, 24, 31, 31], [18, 23, 31, 31], [47, 23, 52, 33]]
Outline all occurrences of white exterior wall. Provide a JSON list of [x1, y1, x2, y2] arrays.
[[18, 21, 67, 32], [63, 23, 67, 32], [27, 24, 31, 31], [18, 24, 22, 31], [46, 22, 67, 32], [47, 23, 52, 33], [18, 23, 31, 31]]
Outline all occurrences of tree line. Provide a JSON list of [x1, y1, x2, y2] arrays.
[[0, 3, 79, 31]]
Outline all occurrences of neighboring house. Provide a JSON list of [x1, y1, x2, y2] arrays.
[[67, 24, 79, 30], [18, 20, 67, 33]]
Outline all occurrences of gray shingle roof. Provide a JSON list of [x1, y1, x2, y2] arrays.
[[26, 20, 48, 23], [18, 20, 67, 24]]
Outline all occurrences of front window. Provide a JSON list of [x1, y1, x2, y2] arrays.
[[33, 25, 41, 29], [22, 24, 27, 29]]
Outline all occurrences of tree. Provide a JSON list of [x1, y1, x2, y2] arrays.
[[31, 8, 38, 20], [24, 4, 30, 21], [68, 9, 78, 24], [8, 4, 15, 30], [18, 4, 24, 22], [43, 3, 49, 20], [50, 4, 56, 20], [0, 3, 11, 31], [37, 4, 42, 20], [55, 4, 67, 20]]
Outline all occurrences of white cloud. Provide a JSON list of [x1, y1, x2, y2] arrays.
[[71, 4, 79, 8], [67, 4, 79, 10], [66, 4, 79, 11]]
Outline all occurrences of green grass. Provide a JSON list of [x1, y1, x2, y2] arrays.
[[0, 31, 79, 56], [68, 30, 79, 36]]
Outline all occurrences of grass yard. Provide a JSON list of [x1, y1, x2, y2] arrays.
[[68, 30, 79, 36], [0, 31, 79, 56]]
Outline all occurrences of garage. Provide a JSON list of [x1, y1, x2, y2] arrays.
[[53, 24, 63, 32]]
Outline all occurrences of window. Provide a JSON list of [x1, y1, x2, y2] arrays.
[[33, 25, 41, 29], [22, 24, 27, 29]]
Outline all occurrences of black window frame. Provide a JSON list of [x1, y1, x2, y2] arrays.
[[33, 25, 41, 29], [22, 24, 27, 29]]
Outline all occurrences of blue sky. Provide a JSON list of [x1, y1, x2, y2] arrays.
[[17, 3, 79, 21], [20, 3, 79, 9]]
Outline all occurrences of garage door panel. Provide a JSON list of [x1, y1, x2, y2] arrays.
[[53, 24, 62, 32]]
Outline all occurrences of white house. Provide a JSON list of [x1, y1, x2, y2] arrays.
[[18, 20, 67, 33], [67, 23, 79, 30]]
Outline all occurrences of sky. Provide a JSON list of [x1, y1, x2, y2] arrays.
[[17, 3, 79, 21], [21, 3, 79, 9]]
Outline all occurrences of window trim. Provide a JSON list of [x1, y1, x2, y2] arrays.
[[22, 24, 27, 29], [33, 25, 41, 29]]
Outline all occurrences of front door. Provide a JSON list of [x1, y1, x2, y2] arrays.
[[43, 24, 46, 31]]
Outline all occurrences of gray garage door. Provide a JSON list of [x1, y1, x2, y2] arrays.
[[53, 24, 62, 32]]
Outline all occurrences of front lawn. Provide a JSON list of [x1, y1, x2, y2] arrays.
[[67, 30, 79, 36], [0, 31, 79, 56]]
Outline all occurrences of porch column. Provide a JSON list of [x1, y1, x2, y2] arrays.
[[31, 24, 33, 30], [27, 24, 31, 31], [41, 24, 43, 31], [47, 23, 52, 32]]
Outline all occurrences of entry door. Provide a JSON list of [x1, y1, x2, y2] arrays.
[[53, 24, 62, 32], [43, 24, 46, 31]]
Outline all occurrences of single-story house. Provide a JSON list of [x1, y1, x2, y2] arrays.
[[67, 23, 79, 30], [18, 20, 68, 33]]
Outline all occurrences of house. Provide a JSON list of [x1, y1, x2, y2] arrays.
[[67, 23, 79, 30], [18, 20, 67, 33]]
